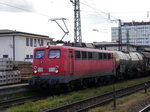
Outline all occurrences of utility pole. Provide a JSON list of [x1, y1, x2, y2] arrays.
[[70, 0, 82, 43], [126, 29, 130, 52], [118, 19, 122, 51], [111, 19, 122, 51]]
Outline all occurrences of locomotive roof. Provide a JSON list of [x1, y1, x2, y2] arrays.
[[34, 45, 114, 53]]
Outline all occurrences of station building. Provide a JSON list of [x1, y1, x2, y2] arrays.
[[93, 42, 150, 52], [111, 21, 150, 46], [0, 30, 53, 61]]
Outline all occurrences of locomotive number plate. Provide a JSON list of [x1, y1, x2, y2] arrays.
[[38, 67, 43, 72], [49, 67, 55, 72], [41, 73, 48, 75]]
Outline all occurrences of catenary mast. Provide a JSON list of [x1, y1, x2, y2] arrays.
[[70, 0, 82, 43]]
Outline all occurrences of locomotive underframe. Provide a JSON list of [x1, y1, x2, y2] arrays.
[[29, 71, 115, 88]]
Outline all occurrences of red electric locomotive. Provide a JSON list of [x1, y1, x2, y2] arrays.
[[30, 45, 116, 88]]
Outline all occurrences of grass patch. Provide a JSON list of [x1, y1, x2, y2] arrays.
[[2, 76, 150, 112], [0, 90, 38, 103], [89, 89, 150, 112]]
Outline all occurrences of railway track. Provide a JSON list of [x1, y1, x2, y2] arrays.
[[37, 81, 150, 112], [0, 94, 50, 110], [139, 105, 150, 112], [0, 83, 53, 111], [0, 83, 29, 100], [0, 96, 38, 110], [0, 83, 35, 110]]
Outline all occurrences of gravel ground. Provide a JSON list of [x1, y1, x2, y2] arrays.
[[125, 98, 150, 112]]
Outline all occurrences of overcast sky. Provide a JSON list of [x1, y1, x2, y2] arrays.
[[0, 0, 150, 42]]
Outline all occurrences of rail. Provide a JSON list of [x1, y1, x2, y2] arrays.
[[0, 94, 49, 110], [0, 83, 29, 101], [139, 105, 150, 112], [37, 81, 150, 112], [0, 96, 38, 110]]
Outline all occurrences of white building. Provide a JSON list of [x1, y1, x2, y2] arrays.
[[0, 30, 53, 61], [111, 21, 150, 46]]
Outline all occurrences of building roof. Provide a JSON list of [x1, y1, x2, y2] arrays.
[[122, 21, 150, 26], [93, 42, 117, 46], [93, 42, 150, 47], [0, 29, 53, 40]]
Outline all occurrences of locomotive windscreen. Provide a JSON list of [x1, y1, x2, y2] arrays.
[[35, 50, 45, 59], [48, 49, 60, 59]]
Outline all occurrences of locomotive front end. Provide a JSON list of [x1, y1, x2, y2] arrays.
[[29, 46, 68, 88]]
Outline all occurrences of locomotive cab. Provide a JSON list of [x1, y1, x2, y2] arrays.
[[33, 48, 62, 75], [30, 46, 72, 88]]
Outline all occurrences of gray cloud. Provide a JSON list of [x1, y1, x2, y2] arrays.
[[0, 0, 35, 12], [82, 10, 110, 25]]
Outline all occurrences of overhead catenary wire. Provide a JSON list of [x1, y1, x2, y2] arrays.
[[80, 1, 118, 21], [0, 1, 119, 22], [0, 1, 51, 18], [81, 1, 150, 21]]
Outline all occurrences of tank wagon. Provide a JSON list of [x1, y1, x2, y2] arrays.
[[29, 45, 150, 89], [114, 51, 144, 75]]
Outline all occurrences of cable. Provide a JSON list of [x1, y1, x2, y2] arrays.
[[80, 1, 118, 21], [0, 2, 32, 12], [0, 2, 51, 18]]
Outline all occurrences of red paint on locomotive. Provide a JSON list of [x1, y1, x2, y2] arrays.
[[30, 45, 116, 88], [33, 46, 115, 77]]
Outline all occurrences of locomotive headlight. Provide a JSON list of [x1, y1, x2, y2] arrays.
[[55, 66, 59, 73], [46, 45, 49, 49], [55, 69, 59, 73], [34, 70, 38, 74]]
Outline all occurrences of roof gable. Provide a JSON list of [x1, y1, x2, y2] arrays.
[[0, 29, 53, 40]]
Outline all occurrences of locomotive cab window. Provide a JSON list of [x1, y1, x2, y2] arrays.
[[75, 51, 81, 59], [108, 53, 111, 59], [103, 53, 107, 59], [35, 50, 45, 59], [82, 51, 87, 59], [98, 53, 103, 60], [88, 52, 93, 59], [49, 50, 60, 59], [93, 52, 98, 60]]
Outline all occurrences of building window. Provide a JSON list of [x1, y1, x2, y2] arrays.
[[26, 55, 30, 58], [34, 39, 37, 47], [26, 38, 29, 46], [30, 38, 33, 47], [41, 40, 44, 46], [38, 39, 40, 46], [3, 55, 8, 58], [30, 55, 33, 58]]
